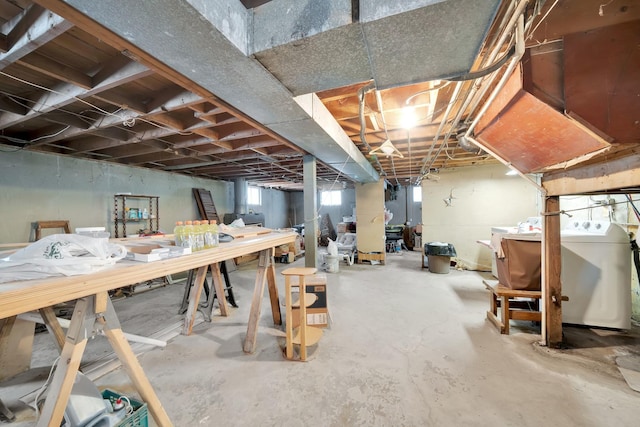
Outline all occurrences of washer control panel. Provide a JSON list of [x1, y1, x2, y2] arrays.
[[564, 220, 609, 234]]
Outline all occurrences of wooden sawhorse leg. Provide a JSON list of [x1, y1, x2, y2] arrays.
[[0, 317, 17, 422], [243, 248, 280, 354], [36, 294, 172, 427]]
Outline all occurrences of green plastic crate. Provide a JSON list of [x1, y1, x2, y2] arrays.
[[101, 389, 149, 427]]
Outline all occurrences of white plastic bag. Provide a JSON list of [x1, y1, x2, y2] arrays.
[[0, 234, 127, 283], [230, 218, 246, 228], [327, 238, 338, 256]]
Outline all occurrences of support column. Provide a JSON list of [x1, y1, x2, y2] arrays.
[[303, 155, 318, 268], [542, 196, 563, 347]]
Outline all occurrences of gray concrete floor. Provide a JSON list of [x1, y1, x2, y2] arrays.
[[2, 249, 640, 426]]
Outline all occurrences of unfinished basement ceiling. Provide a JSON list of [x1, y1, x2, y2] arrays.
[[0, 0, 637, 190]]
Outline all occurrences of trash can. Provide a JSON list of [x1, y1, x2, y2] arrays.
[[325, 254, 340, 273], [425, 242, 457, 274]]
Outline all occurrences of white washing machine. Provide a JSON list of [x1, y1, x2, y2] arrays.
[[561, 221, 631, 329]]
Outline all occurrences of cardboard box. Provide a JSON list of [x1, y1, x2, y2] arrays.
[[291, 274, 328, 328]]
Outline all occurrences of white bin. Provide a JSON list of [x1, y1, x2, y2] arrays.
[[325, 254, 340, 273]]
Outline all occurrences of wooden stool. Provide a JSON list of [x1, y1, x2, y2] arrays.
[[282, 267, 323, 361], [483, 280, 542, 335]]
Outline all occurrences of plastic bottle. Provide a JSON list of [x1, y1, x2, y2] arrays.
[[142, 208, 149, 219], [173, 221, 184, 247], [210, 219, 219, 247], [183, 221, 195, 250], [194, 221, 205, 251], [202, 220, 213, 249]]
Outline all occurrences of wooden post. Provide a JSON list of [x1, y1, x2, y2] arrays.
[[543, 196, 563, 347]]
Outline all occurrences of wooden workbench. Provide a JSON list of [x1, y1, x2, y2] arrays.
[[0, 229, 297, 426]]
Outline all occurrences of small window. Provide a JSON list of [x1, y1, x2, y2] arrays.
[[247, 186, 261, 205], [413, 186, 422, 203], [320, 190, 342, 206]]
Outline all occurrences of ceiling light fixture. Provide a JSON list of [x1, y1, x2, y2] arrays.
[[370, 139, 404, 158], [400, 106, 417, 129]]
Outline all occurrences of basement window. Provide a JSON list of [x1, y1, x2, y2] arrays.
[[413, 186, 422, 203], [321, 190, 341, 206], [248, 186, 261, 206]]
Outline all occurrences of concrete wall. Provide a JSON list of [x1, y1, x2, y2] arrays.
[[318, 188, 355, 231], [0, 149, 288, 243], [421, 163, 541, 271], [383, 185, 421, 227], [252, 187, 293, 229]]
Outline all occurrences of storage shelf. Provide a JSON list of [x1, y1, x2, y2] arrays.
[[291, 325, 323, 347], [114, 194, 159, 238]]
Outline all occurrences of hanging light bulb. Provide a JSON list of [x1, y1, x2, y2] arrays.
[[400, 106, 417, 129]]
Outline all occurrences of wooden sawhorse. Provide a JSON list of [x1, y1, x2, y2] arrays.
[[483, 280, 542, 335], [34, 294, 172, 426]]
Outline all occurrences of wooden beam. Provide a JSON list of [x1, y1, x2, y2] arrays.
[[29, 93, 206, 147], [542, 196, 563, 348], [0, 60, 152, 130], [0, 95, 27, 115], [33, 0, 301, 153], [92, 92, 147, 115], [17, 52, 92, 89], [0, 5, 73, 69], [0, 34, 8, 54], [542, 146, 640, 195]]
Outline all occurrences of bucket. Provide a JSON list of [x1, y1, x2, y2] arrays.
[[427, 255, 451, 274], [325, 254, 340, 273]]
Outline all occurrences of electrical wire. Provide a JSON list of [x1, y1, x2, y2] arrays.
[[34, 356, 61, 420], [527, 0, 561, 40], [0, 70, 195, 141]]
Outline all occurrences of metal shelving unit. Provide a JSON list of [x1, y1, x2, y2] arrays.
[[114, 194, 159, 238]]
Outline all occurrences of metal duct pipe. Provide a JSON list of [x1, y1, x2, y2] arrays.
[[456, 132, 486, 155], [358, 82, 386, 175], [420, 0, 529, 177], [234, 178, 248, 214]]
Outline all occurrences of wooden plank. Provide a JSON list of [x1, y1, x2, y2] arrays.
[[542, 146, 640, 196], [182, 266, 208, 335], [36, 298, 92, 427], [243, 249, 270, 354], [0, 231, 297, 320], [39, 306, 65, 351], [209, 263, 228, 317], [0, 5, 73, 70], [486, 311, 505, 334], [17, 52, 93, 89], [95, 291, 108, 314], [266, 248, 281, 326], [285, 274, 293, 359], [100, 304, 172, 427], [543, 196, 563, 347], [510, 310, 542, 322]]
